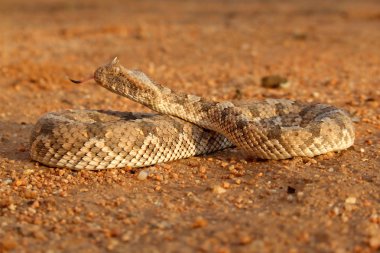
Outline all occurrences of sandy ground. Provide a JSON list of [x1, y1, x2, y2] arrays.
[[0, 0, 380, 252]]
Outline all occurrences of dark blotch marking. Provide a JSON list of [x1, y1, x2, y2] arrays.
[[35, 140, 48, 155], [267, 124, 282, 140], [220, 108, 231, 123], [138, 120, 160, 137], [275, 102, 288, 115], [86, 122, 107, 139], [236, 120, 249, 130], [39, 121, 55, 136], [170, 118, 186, 134]]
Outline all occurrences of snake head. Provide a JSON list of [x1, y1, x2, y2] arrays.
[[94, 57, 121, 85], [94, 57, 162, 105]]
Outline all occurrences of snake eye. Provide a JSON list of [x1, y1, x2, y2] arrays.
[[114, 66, 120, 74]]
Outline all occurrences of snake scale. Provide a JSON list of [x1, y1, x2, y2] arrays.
[[30, 58, 355, 170]]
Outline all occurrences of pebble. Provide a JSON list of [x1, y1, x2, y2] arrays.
[[345, 197, 357, 205], [121, 231, 132, 242], [24, 190, 38, 199], [369, 234, 380, 249], [332, 207, 340, 216], [23, 169, 35, 175], [222, 182, 231, 189], [261, 75, 290, 89], [198, 166, 207, 174], [137, 170, 149, 180], [234, 179, 242, 185], [107, 239, 119, 251], [8, 204, 17, 211], [369, 214, 379, 224], [3, 178, 12, 184], [192, 216, 208, 228], [351, 116, 360, 123], [296, 191, 304, 200], [239, 234, 253, 245], [210, 185, 227, 194], [33, 230, 47, 240], [286, 195, 295, 202]]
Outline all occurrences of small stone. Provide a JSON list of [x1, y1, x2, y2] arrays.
[[222, 182, 231, 189], [210, 185, 226, 194], [239, 234, 253, 245], [234, 179, 241, 185], [198, 166, 207, 174], [33, 230, 47, 240], [31, 201, 40, 209], [14, 179, 25, 187], [369, 214, 379, 223], [369, 234, 380, 249], [287, 195, 295, 202], [107, 239, 119, 250], [3, 178, 12, 184], [261, 75, 290, 89], [296, 191, 304, 200], [23, 169, 35, 175], [121, 231, 132, 242], [8, 204, 17, 211], [137, 170, 149, 180], [220, 162, 229, 168], [345, 197, 357, 204], [24, 190, 38, 199], [154, 174, 163, 181], [192, 216, 208, 228]]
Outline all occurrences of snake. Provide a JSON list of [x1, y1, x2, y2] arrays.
[[29, 58, 355, 170]]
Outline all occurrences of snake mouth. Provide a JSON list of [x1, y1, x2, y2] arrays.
[[69, 57, 119, 85]]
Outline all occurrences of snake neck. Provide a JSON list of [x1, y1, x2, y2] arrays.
[[149, 87, 219, 126], [94, 62, 237, 132], [94, 65, 215, 125]]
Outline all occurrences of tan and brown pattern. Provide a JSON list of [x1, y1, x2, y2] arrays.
[[30, 58, 355, 170]]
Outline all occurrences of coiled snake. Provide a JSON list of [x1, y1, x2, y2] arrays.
[[30, 58, 355, 170]]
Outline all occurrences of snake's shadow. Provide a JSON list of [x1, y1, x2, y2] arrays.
[[0, 120, 32, 162], [205, 147, 259, 163]]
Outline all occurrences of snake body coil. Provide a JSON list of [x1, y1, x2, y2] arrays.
[[30, 58, 355, 170]]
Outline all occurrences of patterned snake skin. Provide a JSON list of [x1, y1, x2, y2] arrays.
[[30, 58, 355, 170]]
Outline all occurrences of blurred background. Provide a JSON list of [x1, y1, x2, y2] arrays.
[[0, 0, 379, 252]]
